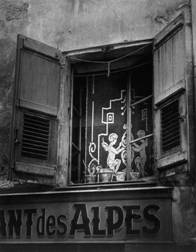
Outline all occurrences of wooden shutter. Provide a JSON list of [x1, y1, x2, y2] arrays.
[[153, 6, 193, 172], [10, 35, 63, 183]]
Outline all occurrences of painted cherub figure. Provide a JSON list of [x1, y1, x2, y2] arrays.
[[132, 129, 148, 176], [101, 133, 125, 173]]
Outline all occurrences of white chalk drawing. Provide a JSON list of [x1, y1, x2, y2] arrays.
[[131, 129, 148, 176], [88, 89, 126, 171], [101, 133, 125, 173], [87, 87, 149, 178], [120, 124, 127, 166]]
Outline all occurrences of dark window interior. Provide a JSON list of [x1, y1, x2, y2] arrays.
[[71, 45, 153, 184]]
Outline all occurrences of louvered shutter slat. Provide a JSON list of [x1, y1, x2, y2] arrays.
[[21, 113, 50, 160], [161, 100, 180, 153]]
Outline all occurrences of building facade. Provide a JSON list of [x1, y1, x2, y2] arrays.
[[0, 0, 196, 251]]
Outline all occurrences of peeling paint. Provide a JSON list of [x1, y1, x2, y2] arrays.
[[5, 2, 29, 21], [154, 15, 169, 25]]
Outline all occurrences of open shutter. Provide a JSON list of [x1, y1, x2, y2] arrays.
[[153, 6, 193, 174], [10, 35, 63, 183]]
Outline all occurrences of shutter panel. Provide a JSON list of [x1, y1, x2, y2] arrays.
[[153, 6, 193, 172], [18, 39, 60, 115], [10, 35, 63, 183]]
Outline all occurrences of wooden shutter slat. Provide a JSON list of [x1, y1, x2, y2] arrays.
[[23, 142, 49, 149], [22, 135, 49, 143], [23, 129, 49, 138], [24, 125, 49, 134], [162, 130, 180, 139], [22, 148, 48, 155], [23, 126, 50, 134]]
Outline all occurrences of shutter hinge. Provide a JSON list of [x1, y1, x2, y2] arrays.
[[15, 100, 20, 107], [178, 114, 186, 122], [68, 107, 71, 119], [14, 129, 20, 145]]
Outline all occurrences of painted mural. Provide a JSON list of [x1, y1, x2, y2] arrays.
[[85, 73, 153, 182], [130, 96, 153, 178]]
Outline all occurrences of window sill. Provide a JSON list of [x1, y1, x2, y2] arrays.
[[56, 176, 157, 191], [0, 184, 173, 205]]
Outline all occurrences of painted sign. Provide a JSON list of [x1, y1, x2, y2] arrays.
[[0, 198, 172, 242]]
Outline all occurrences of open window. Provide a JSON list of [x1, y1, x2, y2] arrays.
[[69, 44, 153, 184], [10, 6, 193, 186]]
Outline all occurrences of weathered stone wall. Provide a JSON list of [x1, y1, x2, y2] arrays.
[[0, 0, 195, 245], [0, 0, 189, 177]]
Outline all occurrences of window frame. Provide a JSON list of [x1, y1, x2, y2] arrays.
[[65, 40, 155, 186]]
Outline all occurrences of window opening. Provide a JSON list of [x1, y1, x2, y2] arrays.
[[71, 48, 153, 184]]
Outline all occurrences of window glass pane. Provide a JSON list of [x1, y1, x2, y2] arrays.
[[86, 73, 128, 183], [71, 77, 86, 183], [130, 133, 154, 178], [131, 64, 152, 101], [130, 65, 153, 179], [71, 145, 79, 182], [72, 109, 80, 147], [71, 63, 153, 184], [73, 78, 81, 110]]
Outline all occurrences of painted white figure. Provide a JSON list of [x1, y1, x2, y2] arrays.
[[120, 124, 127, 165], [134, 156, 144, 177], [101, 133, 124, 173], [132, 129, 148, 176]]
